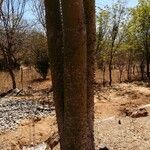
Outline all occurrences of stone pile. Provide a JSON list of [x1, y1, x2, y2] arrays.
[[0, 98, 54, 133]]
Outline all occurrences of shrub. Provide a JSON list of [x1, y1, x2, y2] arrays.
[[34, 51, 49, 80]]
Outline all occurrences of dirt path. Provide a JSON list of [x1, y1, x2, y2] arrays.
[[0, 116, 57, 150]]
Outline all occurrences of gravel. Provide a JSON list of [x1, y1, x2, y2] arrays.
[[95, 114, 150, 150], [0, 98, 54, 133]]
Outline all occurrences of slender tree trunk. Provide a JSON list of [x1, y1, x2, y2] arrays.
[[44, 0, 65, 149], [109, 42, 114, 86], [119, 69, 123, 83], [145, 37, 150, 80], [136, 65, 140, 76], [83, 0, 96, 149], [146, 56, 150, 79], [109, 58, 112, 86], [7, 55, 17, 89], [61, 0, 88, 149], [127, 54, 132, 81], [9, 68, 16, 89], [2, 49, 17, 89], [140, 59, 144, 80], [102, 65, 106, 87], [132, 65, 136, 76]]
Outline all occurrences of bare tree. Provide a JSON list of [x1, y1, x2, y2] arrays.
[[32, 0, 46, 31], [0, 0, 27, 89]]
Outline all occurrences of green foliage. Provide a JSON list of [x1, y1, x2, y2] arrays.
[[34, 50, 49, 80], [96, 0, 127, 66], [26, 30, 50, 79], [96, 0, 150, 82], [131, 0, 150, 45]]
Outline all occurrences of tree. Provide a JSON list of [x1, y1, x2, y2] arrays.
[[61, 0, 88, 148], [0, 0, 27, 89], [28, 31, 49, 80], [108, 1, 126, 85], [44, 0, 65, 149], [83, 0, 96, 149], [31, 0, 46, 32], [45, 0, 96, 149], [97, 1, 127, 85], [96, 8, 110, 86], [131, 0, 150, 80], [115, 47, 127, 82]]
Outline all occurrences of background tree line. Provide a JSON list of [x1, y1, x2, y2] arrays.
[[96, 0, 150, 86]]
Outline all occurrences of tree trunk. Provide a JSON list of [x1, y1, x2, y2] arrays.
[[44, 0, 65, 149], [2, 49, 17, 89], [109, 59, 112, 86], [146, 56, 150, 79], [61, 0, 88, 149], [45, 0, 96, 149], [119, 69, 123, 83], [83, 0, 96, 149], [132, 65, 136, 76], [109, 42, 114, 86], [8, 68, 16, 89], [140, 59, 145, 80], [102, 65, 106, 87], [127, 54, 132, 81]]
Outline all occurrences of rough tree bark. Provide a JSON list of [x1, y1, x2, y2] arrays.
[[83, 0, 96, 149], [44, 0, 65, 149], [45, 0, 96, 149], [61, 0, 88, 149]]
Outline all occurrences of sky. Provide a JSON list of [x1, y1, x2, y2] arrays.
[[25, 0, 138, 22], [95, 0, 138, 8]]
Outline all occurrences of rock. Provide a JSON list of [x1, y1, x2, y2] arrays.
[[123, 108, 132, 116], [131, 108, 148, 118], [123, 107, 148, 118], [99, 144, 109, 150], [20, 119, 32, 126], [0, 99, 53, 132], [22, 142, 47, 150], [118, 120, 121, 124]]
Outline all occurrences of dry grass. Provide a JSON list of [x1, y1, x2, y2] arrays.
[[0, 67, 140, 93], [95, 68, 140, 84], [0, 67, 52, 93]]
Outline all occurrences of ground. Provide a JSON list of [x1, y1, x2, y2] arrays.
[[0, 69, 150, 150]]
